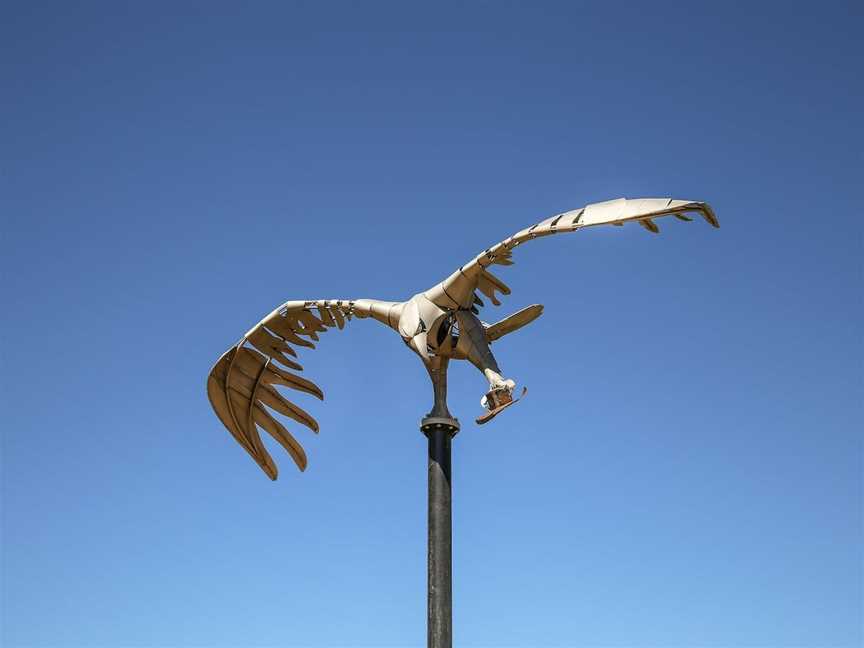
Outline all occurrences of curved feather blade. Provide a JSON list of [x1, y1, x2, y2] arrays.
[[252, 405, 307, 472], [424, 197, 719, 316], [223, 366, 320, 433], [639, 218, 660, 233], [207, 298, 397, 479], [263, 316, 315, 348], [330, 307, 345, 329]]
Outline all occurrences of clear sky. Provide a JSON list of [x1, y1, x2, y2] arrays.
[[2, 2, 861, 647]]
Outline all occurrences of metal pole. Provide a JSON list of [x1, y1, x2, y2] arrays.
[[421, 416, 459, 648]]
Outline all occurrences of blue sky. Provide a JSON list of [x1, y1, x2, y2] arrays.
[[2, 2, 861, 647]]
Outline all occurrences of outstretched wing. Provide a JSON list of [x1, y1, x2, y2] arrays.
[[207, 298, 401, 480], [424, 197, 719, 311]]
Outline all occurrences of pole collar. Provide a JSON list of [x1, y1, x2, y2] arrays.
[[420, 416, 460, 437]]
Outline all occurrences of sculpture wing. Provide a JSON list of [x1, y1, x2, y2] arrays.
[[207, 298, 401, 480], [424, 198, 719, 312]]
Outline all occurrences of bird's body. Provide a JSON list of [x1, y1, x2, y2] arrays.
[[208, 197, 719, 479]]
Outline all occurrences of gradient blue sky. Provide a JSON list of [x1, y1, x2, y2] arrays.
[[2, 2, 861, 647]]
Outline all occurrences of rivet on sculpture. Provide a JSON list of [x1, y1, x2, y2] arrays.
[[207, 197, 719, 479]]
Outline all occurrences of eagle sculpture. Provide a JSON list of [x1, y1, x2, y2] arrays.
[[207, 197, 719, 479]]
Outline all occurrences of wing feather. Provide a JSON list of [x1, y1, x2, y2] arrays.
[[425, 197, 718, 313], [222, 364, 319, 432], [331, 307, 346, 329], [207, 298, 401, 479]]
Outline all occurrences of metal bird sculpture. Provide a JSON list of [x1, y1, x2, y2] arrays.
[[207, 197, 719, 479]]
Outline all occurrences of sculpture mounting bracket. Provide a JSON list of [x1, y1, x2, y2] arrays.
[[420, 416, 460, 438]]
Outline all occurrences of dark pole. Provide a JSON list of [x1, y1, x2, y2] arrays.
[[422, 417, 459, 648]]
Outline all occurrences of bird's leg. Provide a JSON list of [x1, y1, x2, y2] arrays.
[[482, 367, 516, 393], [453, 311, 517, 411], [424, 356, 453, 419]]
